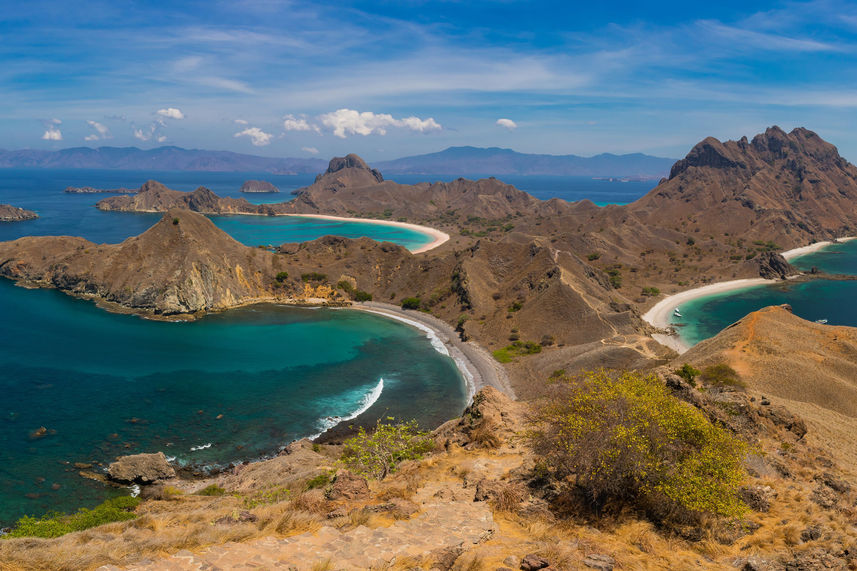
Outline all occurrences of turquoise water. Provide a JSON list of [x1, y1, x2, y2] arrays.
[[673, 241, 857, 347], [0, 279, 466, 526], [0, 169, 432, 250]]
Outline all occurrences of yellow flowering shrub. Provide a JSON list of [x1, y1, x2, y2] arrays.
[[529, 369, 746, 519]]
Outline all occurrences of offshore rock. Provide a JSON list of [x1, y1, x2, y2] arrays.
[[0, 204, 38, 221], [107, 452, 176, 484]]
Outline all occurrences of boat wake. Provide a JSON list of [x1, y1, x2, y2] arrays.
[[308, 377, 384, 439]]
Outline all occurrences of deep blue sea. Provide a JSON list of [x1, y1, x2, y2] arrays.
[[0, 168, 653, 526], [673, 240, 857, 347]]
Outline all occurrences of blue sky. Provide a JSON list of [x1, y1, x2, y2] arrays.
[[3, 0, 857, 161]]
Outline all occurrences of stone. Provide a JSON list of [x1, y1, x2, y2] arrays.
[[811, 486, 838, 509], [106, 452, 176, 485], [583, 554, 615, 571], [815, 472, 850, 493], [325, 470, 369, 501], [800, 525, 823, 542], [520, 554, 550, 571], [739, 485, 778, 512], [430, 544, 465, 570], [503, 555, 520, 567]]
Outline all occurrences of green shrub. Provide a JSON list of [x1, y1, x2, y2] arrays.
[[508, 301, 523, 312], [336, 280, 354, 293], [3, 495, 141, 539], [354, 290, 373, 302], [196, 484, 226, 496], [641, 286, 661, 297], [172, 217, 179, 225], [275, 271, 289, 282], [305, 473, 332, 490], [340, 420, 434, 480], [301, 272, 328, 282], [587, 252, 601, 261], [401, 297, 421, 310], [675, 363, 701, 386], [529, 370, 746, 520], [700, 364, 745, 389]]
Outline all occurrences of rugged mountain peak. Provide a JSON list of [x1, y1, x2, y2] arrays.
[[669, 136, 742, 179], [138, 179, 171, 194], [315, 154, 383, 184]]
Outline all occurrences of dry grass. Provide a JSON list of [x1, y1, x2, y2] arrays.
[[469, 420, 501, 449], [489, 480, 527, 513]]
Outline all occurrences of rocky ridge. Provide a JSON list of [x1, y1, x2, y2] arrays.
[[239, 180, 279, 193]]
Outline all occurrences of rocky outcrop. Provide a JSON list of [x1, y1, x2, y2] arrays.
[[756, 251, 797, 280], [64, 186, 135, 194], [240, 180, 279, 193], [0, 204, 37, 221], [107, 452, 175, 484]]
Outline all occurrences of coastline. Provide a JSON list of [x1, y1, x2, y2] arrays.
[[350, 301, 515, 400], [282, 213, 450, 254], [643, 237, 855, 354]]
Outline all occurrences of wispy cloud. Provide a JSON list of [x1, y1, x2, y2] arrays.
[[85, 120, 111, 141], [496, 118, 517, 130], [283, 114, 319, 132], [157, 107, 185, 120], [234, 126, 273, 146], [301, 146, 319, 154], [319, 109, 441, 138]]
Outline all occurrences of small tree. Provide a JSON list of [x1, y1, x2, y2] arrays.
[[529, 370, 746, 520], [401, 297, 421, 310], [340, 420, 434, 480]]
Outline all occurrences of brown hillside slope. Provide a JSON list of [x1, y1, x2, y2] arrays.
[[681, 305, 857, 466], [0, 209, 285, 314]]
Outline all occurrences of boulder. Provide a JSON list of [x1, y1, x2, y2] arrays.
[[325, 470, 369, 501], [107, 452, 176, 484], [520, 554, 550, 571]]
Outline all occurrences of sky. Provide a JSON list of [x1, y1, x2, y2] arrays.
[[3, 0, 857, 161]]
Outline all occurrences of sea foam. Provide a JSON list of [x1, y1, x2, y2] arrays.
[[308, 377, 384, 439]]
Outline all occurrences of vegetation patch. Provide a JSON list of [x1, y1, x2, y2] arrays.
[[401, 297, 421, 310], [675, 363, 701, 386], [301, 272, 328, 282], [529, 370, 747, 521], [700, 363, 745, 389], [493, 340, 542, 363], [2, 496, 141, 539], [196, 484, 226, 497]]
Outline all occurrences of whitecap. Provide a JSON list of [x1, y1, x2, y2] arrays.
[[190, 443, 212, 451], [362, 311, 449, 356], [307, 377, 384, 439], [128, 484, 141, 497]]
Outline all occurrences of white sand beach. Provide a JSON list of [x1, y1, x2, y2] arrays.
[[284, 213, 450, 254], [643, 237, 854, 354], [781, 236, 855, 261]]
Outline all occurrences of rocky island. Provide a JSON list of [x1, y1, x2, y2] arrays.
[[239, 179, 280, 193], [0, 204, 37, 221]]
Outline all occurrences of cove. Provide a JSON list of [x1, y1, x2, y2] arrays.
[[0, 279, 466, 526]]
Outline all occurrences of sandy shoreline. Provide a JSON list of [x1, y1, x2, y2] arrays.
[[643, 237, 854, 354], [351, 301, 515, 401], [282, 213, 450, 254]]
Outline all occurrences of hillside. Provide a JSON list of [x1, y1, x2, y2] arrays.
[[375, 146, 675, 177], [681, 304, 857, 467]]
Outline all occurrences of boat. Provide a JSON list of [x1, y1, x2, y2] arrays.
[[673, 308, 683, 318], [815, 318, 828, 324]]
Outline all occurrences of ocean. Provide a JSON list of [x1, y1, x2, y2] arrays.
[[0, 168, 654, 526], [672, 240, 857, 347]]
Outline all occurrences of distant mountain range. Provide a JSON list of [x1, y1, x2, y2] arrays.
[[0, 146, 327, 174], [0, 145, 675, 178], [375, 146, 676, 178]]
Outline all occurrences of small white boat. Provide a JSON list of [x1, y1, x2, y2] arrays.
[[673, 308, 683, 318], [815, 318, 828, 324]]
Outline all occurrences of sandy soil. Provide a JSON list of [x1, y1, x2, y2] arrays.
[[283, 213, 450, 254], [351, 301, 515, 400]]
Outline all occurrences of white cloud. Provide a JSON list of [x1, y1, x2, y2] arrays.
[[234, 118, 248, 125], [319, 108, 442, 138], [283, 114, 319, 132], [234, 127, 273, 146], [157, 135, 167, 143], [133, 127, 153, 141], [49, 118, 62, 125], [42, 126, 62, 140], [301, 146, 319, 154], [156, 107, 185, 120], [85, 120, 111, 141], [496, 118, 517, 130]]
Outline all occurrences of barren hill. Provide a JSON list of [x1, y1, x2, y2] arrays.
[[681, 304, 857, 466], [0, 204, 38, 221], [97, 180, 268, 215]]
